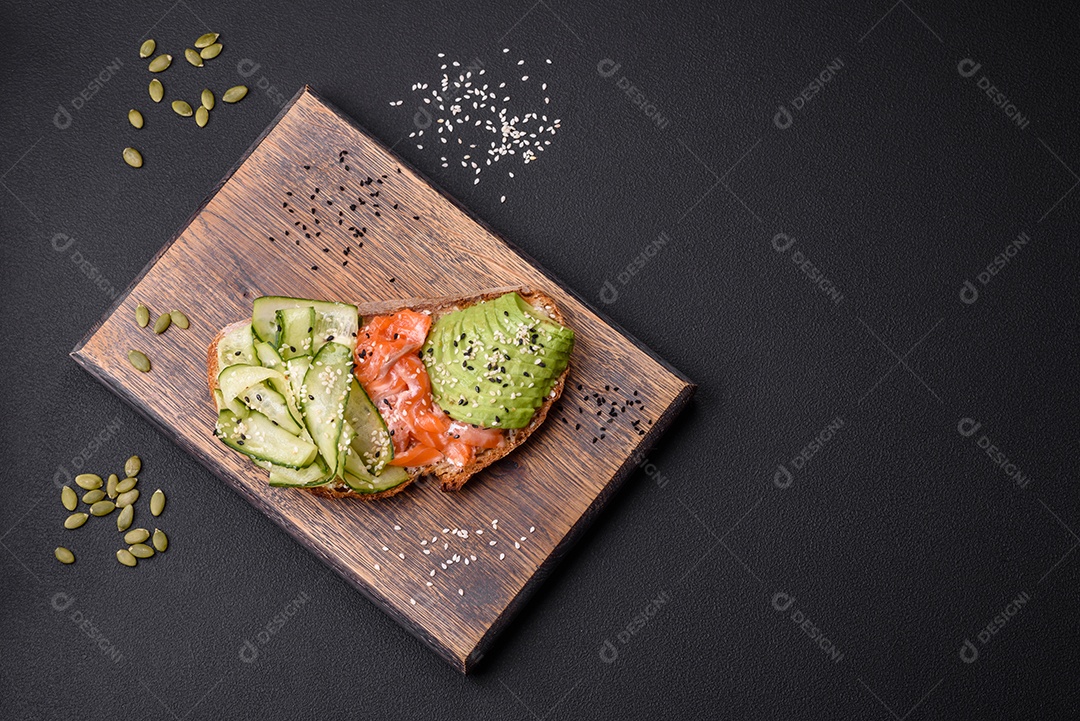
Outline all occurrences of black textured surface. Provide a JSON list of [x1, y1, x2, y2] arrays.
[[2, 1, 1078, 718]]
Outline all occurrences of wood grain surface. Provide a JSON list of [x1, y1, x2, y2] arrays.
[[71, 86, 694, 672]]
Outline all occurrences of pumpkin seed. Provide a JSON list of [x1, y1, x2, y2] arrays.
[[129, 543, 155, 559], [149, 79, 164, 103], [201, 88, 214, 110], [75, 474, 103, 490], [171, 100, 193, 117], [124, 528, 150, 544], [55, 547, 75, 564], [153, 311, 172, 333], [123, 147, 143, 168], [199, 42, 222, 60], [150, 489, 166, 517], [90, 500, 116, 517], [116, 549, 137, 567], [64, 513, 88, 529], [117, 477, 138, 493], [184, 48, 203, 67], [61, 486, 78, 511], [128, 108, 144, 129], [169, 310, 190, 329], [195, 32, 219, 48], [139, 38, 156, 58], [82, 489, 105, 505], [148, 54, 172, 72], [152, 528, 168, 552], [116, 489, 140, 508], [222, 85, 248, 103], [106, 474, 119, 498], [136, 303, 150, 327], [128, 349, 151, 372], [195, 106, 208, 128], [125, 455, 142, 477], [117, 504, 133, 532]]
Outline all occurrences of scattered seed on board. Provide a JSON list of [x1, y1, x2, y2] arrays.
[[64, 513, 88, 529], [90, 500, 116, 517], [128, 109, 144, 129], [129, 543, 155, 558], [61, 486, 78, 511], [82, 489, 105, 505], [136, 304, 150, 327], [128, 349, 151, 372], [222, 85, 248, 103], [153, 312, 172, 333], [75, 474, 103, 490], [116, 549, 137, 567], [149, 79, 164, 103], [148, 54, 172, 72], [150, 489, 166, 516], [195, 106, 208, 128], [194, 32, 219, 48], [117, 504, 133, 532], [201, 88, 214, 110], [106, 474, 119, 498], [117, 477, 138, 493], [123, 147, 143, 168], [125, 455, 141, 477], [170, 310, 190, 329], [171, 100, 193, 118], [117, 489, 140, 508], [124, 528, 150, 544], [184, 48, 203, 67], [199, 43, 222, 60], [152, 528, 168, 552], [139, 38, 156, 58], [55, 547, 75, 564]]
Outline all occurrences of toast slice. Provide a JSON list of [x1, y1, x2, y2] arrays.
[[207, 287, 571, 500]]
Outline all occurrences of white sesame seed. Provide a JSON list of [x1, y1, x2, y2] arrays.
[[410, 598, 416, 605], [374, 563, 380, 571], [398, 553, 405, 559], [499, 553, 505, 560], [489, 540, 497, 546], [429, 569, 436, 576], [515, 542, 521, 549], [394, 525, 401, 531], [458, 588, 464, 596]]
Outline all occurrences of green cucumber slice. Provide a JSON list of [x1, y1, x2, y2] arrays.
[[344, 378, 393, 474], [214, 409, 318, 468], [217, 322, 256, 369], [218, 364, 303, 429], [342, 461, 410, 494], [251, 296, 358, 347], [255, 341, 285, 370], [268, 458, 333, 487], [277, 306, 314, 359], [298, 342, 353, 475], [239, 381, 303, 435], [284, 357, 311, 407]]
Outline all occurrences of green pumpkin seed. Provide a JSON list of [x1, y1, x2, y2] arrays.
[[201, 88, 214, 110], [148, 54, 172, 72], [124, 528, 150, 544], [195, 106, 209, 128], [135, 304, 150, 327], [117, 489, 140, 508], [125, 455, 142, 477], [129, 543, 155, 559], [123, 147, 143, 168], [61, 486, 78, 511], [82, 489, 106, 505], [199, 43, 222, 60], [184, 48, 203, 67], [171, 100, 193, 117], [222, 85, 248, 103], [117, 477, 138, 493], [139, 38, 156, 58], [55, 547, 75, 564], [149, 79, 164, 103], [153, 311, 172, 333], [116, 549, 137, 567], [90, 500, 116, 517], [64, 513, 88, 529], [152, 528, 168, 552], [75, 474, 103, 490], [194, 32, 219, 48], [117, 504, 133, 532], [128, 109, 144, 129], [128, 349, 151, 372], [106, 474, 119, 498], [169, 310, 190, 329], [150, 489, 166, 517]]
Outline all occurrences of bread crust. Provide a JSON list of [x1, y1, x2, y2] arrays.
[[207, 288, 571, 500]]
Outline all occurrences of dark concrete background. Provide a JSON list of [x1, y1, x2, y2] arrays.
[[2, 1, 1078, 718]]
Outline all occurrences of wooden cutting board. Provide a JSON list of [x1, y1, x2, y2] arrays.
[[71, 86, 694, 672]]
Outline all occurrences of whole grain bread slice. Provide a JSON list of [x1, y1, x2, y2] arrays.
[[207, 287, 572, 500]]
